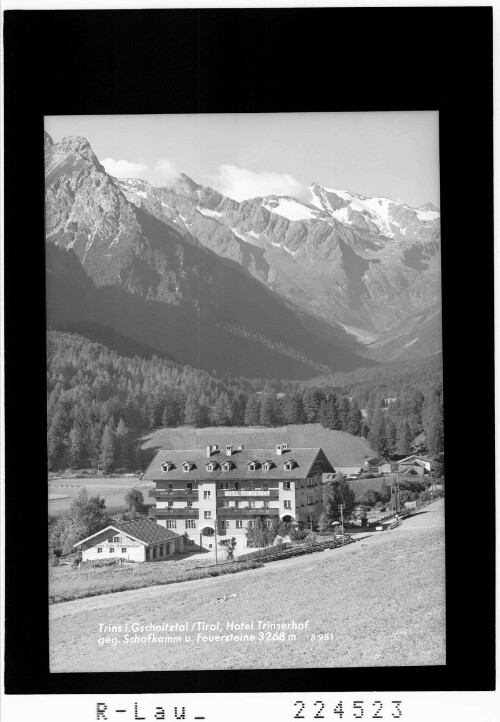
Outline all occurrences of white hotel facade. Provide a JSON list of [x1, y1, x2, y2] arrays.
[[142, 443, 335, 551]]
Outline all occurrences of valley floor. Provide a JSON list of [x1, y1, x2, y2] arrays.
[[49, 499, 445, 672]]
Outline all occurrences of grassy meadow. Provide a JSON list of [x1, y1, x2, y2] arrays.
[[49, 498, 445, 671], [139, 423, 378, 466]]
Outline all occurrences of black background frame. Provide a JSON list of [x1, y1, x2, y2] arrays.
[[3, 7, 495, 695]]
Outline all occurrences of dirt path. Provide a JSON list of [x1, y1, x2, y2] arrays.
[[49, 499, 445, 672]]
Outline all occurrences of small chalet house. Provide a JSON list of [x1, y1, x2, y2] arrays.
[[142, 443, 335, 552], [396, 455, 432, 476], [73, 518, 184, 563]]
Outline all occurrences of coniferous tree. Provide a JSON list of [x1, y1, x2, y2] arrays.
[[283, 393, 305, 424], [116, 418, 131, 468], [184, 394, 203, 427], [368, 409, 387, 456], [244, 395, 261, 426], [397, 417, 413, 455], [259, 395, 276, 426], [347, 400, 363, 436], [384, 416, 398, 456], [100, 423, 116, 472], [231, 391, 247, 427], [68, 424, 87, 469], [212, 392, 233, 426], [426, 404, 444, 454], [302, 388, 323, 423]]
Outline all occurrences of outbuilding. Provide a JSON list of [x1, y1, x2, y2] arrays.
[[73, 518, 184, 563]]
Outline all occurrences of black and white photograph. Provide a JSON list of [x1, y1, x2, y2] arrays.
[[45, 111, 445, 672], [3, 7, 495, 716]]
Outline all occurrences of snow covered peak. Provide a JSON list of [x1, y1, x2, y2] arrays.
[[309, 182, 439, 237], [258, 194, 322, 221]]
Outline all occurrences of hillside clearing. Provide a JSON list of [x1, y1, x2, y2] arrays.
[[138, 423, 378, 467], [49, 499, 445, 671]]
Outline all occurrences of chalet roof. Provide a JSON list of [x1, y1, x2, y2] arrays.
[[73, 518, 181, 547], [399, 455, 431, 465], [142, 447, 334, 481]]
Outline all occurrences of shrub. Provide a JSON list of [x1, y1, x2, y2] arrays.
[[290, 527, 307, 542], [305, 532, 317, 545]]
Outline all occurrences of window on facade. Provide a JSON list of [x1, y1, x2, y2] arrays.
[[113, 536, 121, 542], [166, 520, 176, 529], [204, 511, 211, 519], [248, 521, 255, 528], [284, 500, 291, 509], [248, 500, 256, 508], [121, 547, 127, 553], [97, 548, 102, 553], [153, 547, 157, 558], [109, 547, 115, 553], [168, 501, 174, 508], [234, 482, 239, 490], [168, 483, 173, 490], [186, 520, 196, 529], [283, 482, 291, 490], [307, 496, 314, 505], [107, 537, 113, 542], [187, 501, 193, 508], [263, 482, 268, 491], [236, 520, 243, 529], [263, 501, 269, 508], [187, 482, 193, 491], [234, 501, 239, 508], [266, 520, 272, 528], [221, 500, 229, 507], [204, 490, 211, 499]]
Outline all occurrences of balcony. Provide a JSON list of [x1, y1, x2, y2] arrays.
[[217, 507, 279, 516], [149, 489, 198, 499], [149, 507, 199, 518], [217, 489, 279, 498]]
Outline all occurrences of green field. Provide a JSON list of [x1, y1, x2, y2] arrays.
[[347, 475, 427, 502], [49, 498, 445, 671], [48, 476, 150, 516], [139, 423, 377, 468]]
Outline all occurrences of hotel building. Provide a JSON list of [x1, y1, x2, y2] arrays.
[[142, 443, 335, 552]]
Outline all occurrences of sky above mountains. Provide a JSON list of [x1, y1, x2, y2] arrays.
[[44, 112, 440, 209]]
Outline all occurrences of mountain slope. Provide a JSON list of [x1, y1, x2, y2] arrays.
[[116, 172, 441, 359], [45, 133, 375, 378]]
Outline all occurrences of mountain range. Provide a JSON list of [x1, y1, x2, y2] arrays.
[[45, 131, 441, 379]]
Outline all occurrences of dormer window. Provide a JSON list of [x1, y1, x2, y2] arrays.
[[284, 459, 296, 470], [247, 461, 259, 471], [161, 461, 173, 472], [182, 461, 193, 472], [262, 460, 273, 471], [221, 461, 233, 471], [206, 461, 217, 472]]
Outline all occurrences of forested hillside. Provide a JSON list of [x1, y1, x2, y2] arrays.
[[47, 331, 443, 472]]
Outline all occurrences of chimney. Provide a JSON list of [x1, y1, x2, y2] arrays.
[[206, 445, 212, 458], [226, 445, 233, 456], [238, 445, 244, 451], [276, 444, 282, 456]]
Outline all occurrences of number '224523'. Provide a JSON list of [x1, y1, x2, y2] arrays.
[[294, 700, 403, 719]]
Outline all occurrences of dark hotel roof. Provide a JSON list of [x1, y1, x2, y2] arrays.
[[142, 446, 334, 481]]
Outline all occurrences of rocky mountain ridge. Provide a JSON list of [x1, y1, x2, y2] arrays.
[[45, 132, 376, 378], [115, 167, 441, 357]]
